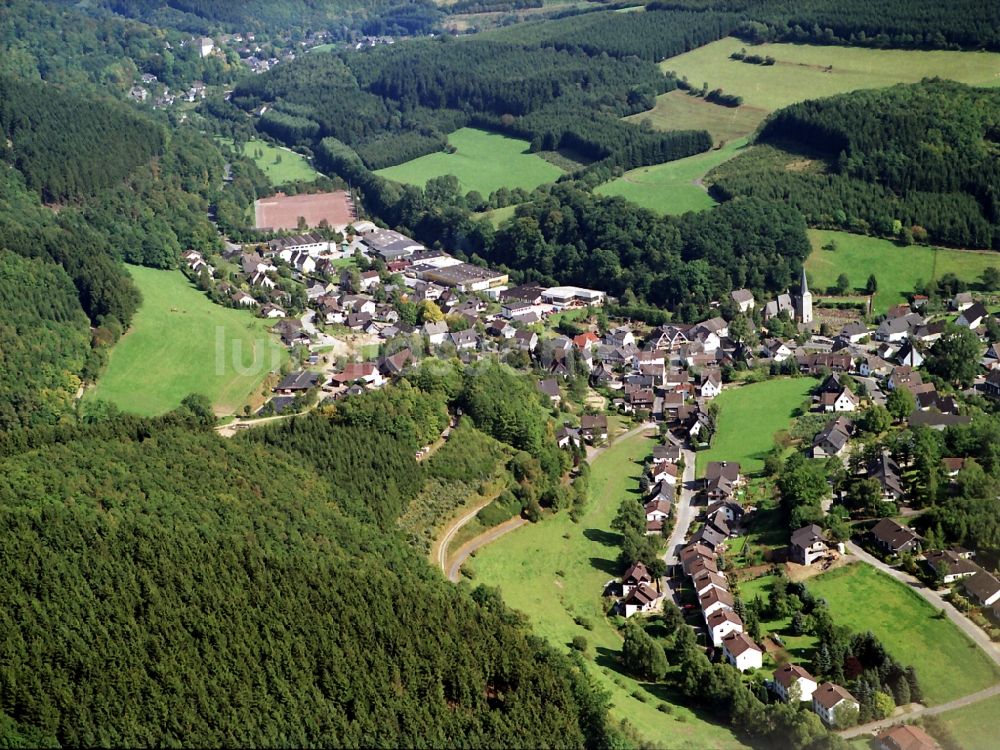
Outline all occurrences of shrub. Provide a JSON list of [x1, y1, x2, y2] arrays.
[[571, 635, 588, 653]]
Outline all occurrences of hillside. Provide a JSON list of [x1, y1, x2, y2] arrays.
[[0, 415, 614, 748]]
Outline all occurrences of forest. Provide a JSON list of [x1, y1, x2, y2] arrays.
[[708, 81, 1000, 249], [0, 405, 617, 748]]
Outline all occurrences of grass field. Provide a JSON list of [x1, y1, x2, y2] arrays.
[[662, 38, 1000, 113], [696, 378, 816, 476], [88, 267, 287, 417], [219, 137, 319, 186], [807, 565, 1000, 706], [595, 138, 747, 215], [805, 229, 1000, 314], [472, 431, 748, 749], [932, 693, 1000, 750], [626, 89, 766, 145], [375, 127, 564, 195], [737, 575, 818, 664], [474, 204, 518, 227]]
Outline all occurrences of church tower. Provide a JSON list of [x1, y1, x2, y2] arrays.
[[797, 267, 813, 325]]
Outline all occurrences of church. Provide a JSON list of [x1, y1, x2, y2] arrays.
[[796, 267, 813, 325]]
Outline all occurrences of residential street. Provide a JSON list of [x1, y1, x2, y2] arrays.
[[839, 682, 1000, 739], [845, 541, 1000, 667], [664, 446, 697, 568]]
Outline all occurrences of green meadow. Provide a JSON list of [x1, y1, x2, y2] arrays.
[[220, 137, 319, 185], [805, 229, 1000, 314], [595, 138, 747, 215], [932, 693, 1000, 750], [662, 38, 1000, 113], [375, 127, 564, 195], [807, 565, 1000, 706], [625, 89, 766, 145], [472, 430, 748, 749], [88, 266, 287, 416], [695, 378, 816, 476]]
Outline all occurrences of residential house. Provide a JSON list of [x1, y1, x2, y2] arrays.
[[772, 663, 817, 703], [604, 327, 635, 349], [690, 523, 727, 551], [622, 583, 662, 618], [886, 366, 923, 393], [573, 331, 601, 351], [731, 289, 755, 313], [721, 632, 763, 672], [330, 362, 383, 387], [273, 319, 308, 346], [876, 313, 923, 343], [797, 352, 852, 374], [868, 452, 905, 501], [513, 329, 539, 352], [556, 425, 582, 449], [908, 409, 972, 430], [706, 509, 732, 538], [649, 462, 678, 487], [923, 550, 979, 584], [875, 725, 940, 750], [274, 370, 320, 394], [789, 524, 828, 566], [449, 329, 479, 351], [952, 291, 974, 312], [984, 369, 1000, 399], [818, 387, 859, 413], [812, 417, 852, 459], [621, 561, 653, 596], [812, 683, 859, 726], [706, 608, 744, 647], [537, 379, 561, 405], [762, 338, 794, 363], [680, 543, 715, 576], [250, 271, 277, 290], [705, 461, 741, 487], [233, 291, 258, 307], [580, 414, 608, 443], [692, 570, 729, 597], [486, 320, 516, 339], [260, 303, 286, 319], [941, 457, 966, 477], [837, 322, 870, 344], [895, 341, 924, 369], [699, 374, 723, 400], [423, 320, 449, 346], [963, 570, 1000, 607], [652, 443, 681, 465], [703, 474, 735, 504], [379, 348, 414, 377], [699, 586, 734, 618], [956, 302, 987, 329], [706, 500, 745, 525], [358, 270, 380, 291], [763, 293, 793, 320], [687, 556, 719, 578], [644, 497, 672, 534], [870, 518, 921, 556]]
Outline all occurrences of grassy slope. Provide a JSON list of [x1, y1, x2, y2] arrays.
[[805, 229, 1000, 314], [220, 137, 319, 185], [933, 694, 1000, 750], [88, 266, 287, 416], [595, 138, 747, 215], [625, 89, 766, 145], [472, 431, 748, 749], [807, 565, 1000, 706], [662, 38, 1000, 112], [696, 378, 816, 476], [375, 127, 564, 195]]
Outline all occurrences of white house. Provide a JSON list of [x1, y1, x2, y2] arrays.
[[423, 321, 449, 346], [731, 289, 755, 313], [199, 37, 215, 57], [260, 304, 286, 319], [957, 302, 988, 329], [772, 664, 817, 703], [812, 682, 859, 726], [621, 561, 653, 596], [699, 587, 734, 619], [692, 570, 729, 597], [622, 583, 662, 618], [706, 608, 743, 647], [721, 632, 763, 672], [819, 388, 858, 413], [650, 462, 678, 486], [699, 375, 722, 400]]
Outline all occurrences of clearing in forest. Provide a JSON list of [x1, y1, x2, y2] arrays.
[[87, 266, 287, 417], [375, 127, 564, 196]]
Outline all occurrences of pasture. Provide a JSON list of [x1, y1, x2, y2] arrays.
[[805, 229, 1000, 314], [662, 38, 1000, 113], [807, 564, 1000, 706], [595, 138, 747, 215], [932, 693, 1000, 750], [220, 137, 319, 185], [626, 89, 766, 145], [472, 431, 748, 749], [375, 127, 564, 195], [88, 267, 287, 417], [695, 378, 816, 476]]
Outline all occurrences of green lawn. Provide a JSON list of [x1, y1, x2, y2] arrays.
[[807, 565, 1000, 706], [626, 89, 766, 145], [595, 138, 747, 215], [472, 431, 748, 749], [696, 378, 816, 476], [805, 229, 1000, 314], [932, 694, 1000, 750], [375, 127, 564, 195], [663, 38, 1000, 113], [474, 204, 518, 227], [737, 575, 818, 665], [88, 266, 287, 416], [219, 137, 319, 185]]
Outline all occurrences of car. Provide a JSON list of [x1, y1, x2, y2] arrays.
[[771, 634, 785, 646]]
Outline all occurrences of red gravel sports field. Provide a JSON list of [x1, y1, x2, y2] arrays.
[[254, 190, 356, 230]]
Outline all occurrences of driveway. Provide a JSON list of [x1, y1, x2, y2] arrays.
[[846, 541, 1000, 667]]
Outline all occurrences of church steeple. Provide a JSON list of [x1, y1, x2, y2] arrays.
[[797, 267, 813, 325], [801, 267, 809, 296]]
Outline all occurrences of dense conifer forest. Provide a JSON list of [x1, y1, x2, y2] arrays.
[[709, 81, 1000, 249]]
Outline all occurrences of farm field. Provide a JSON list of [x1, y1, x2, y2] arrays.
[[804, 229, 1000, 314], [595, 138, 747, 215], [931, 693, 1000, 750], [219, 137, 319, 185], [662, 38, 1000, 113], [472, 430, 748, 749], [807, 564, 1000, 706], [626, 89, 766, 145], [695, 378, 816, 476], [375, 127, 564, 195], [88, 266, 287, 417]]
